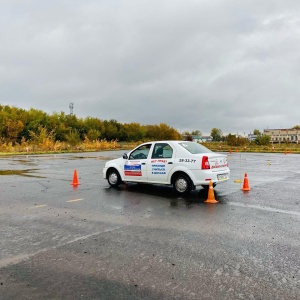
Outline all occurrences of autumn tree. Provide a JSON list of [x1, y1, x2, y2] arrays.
[[255, 134, 270, 145], [5, 119, 24, 143], [226, 134, 248, 146], [83, 117, 105, 140], [103, 119, 122, 141], [144, 123, 181, 141], [123, 123, 145, 141], [210, 128, 223, 141], [29, 126, 55, 149], [253, 129, 261, 136], [191, 130, 202, 136], [65, 130, 81, 146], [157, 123, 181, 140]]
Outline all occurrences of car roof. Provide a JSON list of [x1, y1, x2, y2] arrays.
[[143, 140, 192, 144]]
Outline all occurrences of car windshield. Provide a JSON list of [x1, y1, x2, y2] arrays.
[[179, 142, 212, 154]]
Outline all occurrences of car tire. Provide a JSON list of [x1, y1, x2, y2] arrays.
[[107, 168, 122, 187], [173, 174, 192, 195]]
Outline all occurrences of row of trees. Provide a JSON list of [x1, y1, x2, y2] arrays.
[[0, 104, 181, 145], [2, 104, 296, 148]]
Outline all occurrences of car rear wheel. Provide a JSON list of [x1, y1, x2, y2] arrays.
[[107, 168, 121, 187], [173, 175, 192, 194]]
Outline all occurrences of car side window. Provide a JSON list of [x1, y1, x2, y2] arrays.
[[129, 144, 151, 160], [152, 143, 173, 159]]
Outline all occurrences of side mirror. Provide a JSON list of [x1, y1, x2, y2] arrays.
[[123, 153, 128, 159]]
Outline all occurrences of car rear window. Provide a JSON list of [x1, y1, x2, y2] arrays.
[[179, 142, 212, 154]]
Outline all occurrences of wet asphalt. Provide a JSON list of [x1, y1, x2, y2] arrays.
[[0, 151, 299, 300]]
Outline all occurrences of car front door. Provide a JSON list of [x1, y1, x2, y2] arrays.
[[123, 144, 152, 182], [147, 142, 175, 183]]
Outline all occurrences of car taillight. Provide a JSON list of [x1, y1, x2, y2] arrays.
[[201, 156, 210, 169]]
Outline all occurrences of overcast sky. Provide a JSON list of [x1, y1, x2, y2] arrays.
[[1, 0, 300, 135]]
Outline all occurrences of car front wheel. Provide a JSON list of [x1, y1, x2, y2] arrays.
[[173, 175, 192, 194], [107, 168, 122, 187]]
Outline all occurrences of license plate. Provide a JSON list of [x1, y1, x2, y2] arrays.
[[217, 174, 228, 180]]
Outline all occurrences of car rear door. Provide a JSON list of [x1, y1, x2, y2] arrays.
[[147, 142, 175, 183]]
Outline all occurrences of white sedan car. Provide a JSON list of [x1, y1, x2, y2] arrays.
[[103, 141, 230, 194]]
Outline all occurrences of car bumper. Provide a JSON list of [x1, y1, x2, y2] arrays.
[[191, 168, 230, 186]]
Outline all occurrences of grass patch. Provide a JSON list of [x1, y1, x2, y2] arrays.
[[1, 140, 300, 155]]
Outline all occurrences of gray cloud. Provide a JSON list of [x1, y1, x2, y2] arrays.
[[1, 0, 300, 135]]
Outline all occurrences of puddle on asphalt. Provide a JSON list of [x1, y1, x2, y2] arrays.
[[0, 169, 45, 178], [71, 156, 116, 160], [10, 159, 37, 166]]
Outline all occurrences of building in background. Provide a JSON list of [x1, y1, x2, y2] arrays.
[[247, 134, 257, 142], [264, 128, 300, 143], [183, 135, 213, 142], [196, 136, 213, 143]]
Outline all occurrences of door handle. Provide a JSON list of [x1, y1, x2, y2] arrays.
[[168, 162, 173, 164], [142, 163, 146, 165]]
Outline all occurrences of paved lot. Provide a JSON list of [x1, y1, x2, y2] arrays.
[[0, 151, 300, 299]]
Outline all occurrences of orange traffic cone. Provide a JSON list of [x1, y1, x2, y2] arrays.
[[241, 173, 251, 191], [71, 169, 80, 186], [204, 181, 219, 203]]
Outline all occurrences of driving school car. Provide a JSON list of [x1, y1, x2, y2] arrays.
[[103, 140, 230, 194]]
